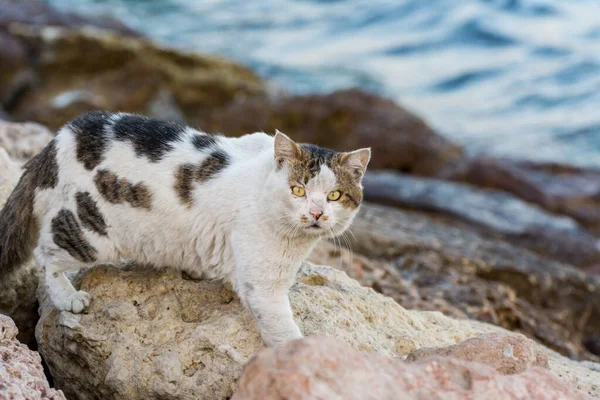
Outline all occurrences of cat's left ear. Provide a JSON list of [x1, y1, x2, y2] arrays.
[[340, 148, 371, 181]]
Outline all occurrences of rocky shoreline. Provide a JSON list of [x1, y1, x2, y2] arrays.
[[1, 1, 599, 399]]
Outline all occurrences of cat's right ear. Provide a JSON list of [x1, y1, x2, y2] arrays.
[[274, 130, 302, 169]]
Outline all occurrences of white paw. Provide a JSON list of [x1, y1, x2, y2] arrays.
[[261, 326, 303, 347], [55, 291, 92, 314]]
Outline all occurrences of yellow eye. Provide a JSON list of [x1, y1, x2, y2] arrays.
[[292, 186, 305, 197], [327, 190, 341, 201]]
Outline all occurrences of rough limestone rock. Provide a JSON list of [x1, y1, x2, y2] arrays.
[[0, 147, 22, 184], [0, 149, 38, 345], [36, 262, 600, 399], [363, 171, 600, 268], [405, 332, 549, 374], [232, 337, 591, 400], [0, 314, 66, 400], [204, 89, 463, 175], [0, 120, 54, 163], [342, 203, 600, 361]]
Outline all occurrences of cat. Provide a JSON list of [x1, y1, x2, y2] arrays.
[[0, 111, 370, 347]]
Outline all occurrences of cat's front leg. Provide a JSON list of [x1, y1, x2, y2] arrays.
[[240, 278, 302, 347], [35, 252, 91, 314]]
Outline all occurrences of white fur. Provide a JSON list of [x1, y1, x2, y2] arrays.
[[33, 119, 367, 346]]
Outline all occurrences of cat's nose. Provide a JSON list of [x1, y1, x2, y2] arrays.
[[310, 210, 323, 220]]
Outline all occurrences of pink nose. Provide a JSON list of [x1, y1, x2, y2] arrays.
[[310, 210, 323, 220]]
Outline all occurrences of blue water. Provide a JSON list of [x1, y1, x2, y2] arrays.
[[48, 0, 600, 167]]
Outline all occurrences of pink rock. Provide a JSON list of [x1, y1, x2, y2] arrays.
[[0, 314, 65, 400], [233, 336, 590, 400], [406, 332, 549, 374]]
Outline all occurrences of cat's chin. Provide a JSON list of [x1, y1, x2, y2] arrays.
[[301, 224, 329, 238]]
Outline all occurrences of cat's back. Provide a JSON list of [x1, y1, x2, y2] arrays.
[[50, 111, 272, 207], [56, 111, 224, 181]]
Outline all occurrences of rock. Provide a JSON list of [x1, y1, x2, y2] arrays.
[[232, 337, 591, 400], [0, 120, 54, 163], [0, 150, 38, 345], [0, 30, 30, 106], [36, 262, 600, 399], [0, 0, 137, 110], [405, 332, 549, 374], [314, 203, 600, 362], [310, 240, 525, 324], [446, 157, 600, 234], [585, 338, 600, 357], [3, 24, 266, 130], [0, 314, 66, 400], [0, 147, 22, 184], [0, 107, 12, 120], [204, 89, 463, 175], [362, 171, 600, 268]]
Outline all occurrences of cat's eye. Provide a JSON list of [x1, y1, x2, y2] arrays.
[[327, 190, 342, 201], [292, 186, 305, 197]]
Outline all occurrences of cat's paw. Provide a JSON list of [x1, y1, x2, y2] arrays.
[[55, 291, 92, 314], [261, 326, 303, 347]]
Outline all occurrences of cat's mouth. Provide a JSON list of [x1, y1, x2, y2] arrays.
[[306, 223, 322, 230]]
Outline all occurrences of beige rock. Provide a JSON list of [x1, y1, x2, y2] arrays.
[[0, 314, 66, 400], [0, 121, 54, 163], [0, 146, 21, 187], [36, 262, 600, 399], [406, 332, 549, 374], [233, 337, 591, 400]]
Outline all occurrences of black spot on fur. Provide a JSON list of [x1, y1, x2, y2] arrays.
[[174, 150, 230, 206], [94, 170, 153, 209], [174, 164, 196, 206], [71, 111, 112, 170], [191, 134, 216, 151], [75, 192, 108, 236], [51, 209, 97, 263], [0, 139, 59, 275], [113, 114, 186, 162], [196, 150, 230, 183]]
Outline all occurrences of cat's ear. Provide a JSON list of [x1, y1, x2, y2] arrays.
[[274, 130, 302, 168], [340, 148, 371, 181]]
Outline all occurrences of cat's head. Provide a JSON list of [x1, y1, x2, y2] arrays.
[[266, 131, 370, 239]]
